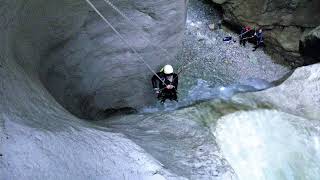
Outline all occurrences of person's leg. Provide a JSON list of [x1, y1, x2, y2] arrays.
[[240, 36, 244, 45], [166, 91, 178, 102], [160, 98, 166, 103], [161, 90, 174, 103], [157, 92, 166, 103], [252, 46, 257, 51], [172, 93, 178, 102], [253, 42, 260, 51]]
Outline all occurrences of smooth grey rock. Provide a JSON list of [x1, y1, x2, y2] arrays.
[[4, 0, 186, 119], [95, 106, 237, 179], [2, 0, 317, 179], [232, 63, 320, 120], [0, 53, 185, 180], [0, 0, 187, 179], [37, 0, 187, 118], [214, 109, 320, 180]]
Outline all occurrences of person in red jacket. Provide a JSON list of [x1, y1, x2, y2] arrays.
[[239, 26, 253, 47]]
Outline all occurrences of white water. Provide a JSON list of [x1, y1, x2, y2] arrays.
[[215, 110, 320, 180], [141, 78, 272, 113]]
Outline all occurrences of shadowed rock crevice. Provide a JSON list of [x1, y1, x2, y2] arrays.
[[300, 25, 320, 63]]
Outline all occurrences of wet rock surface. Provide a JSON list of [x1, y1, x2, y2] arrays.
[[209, 64, 320, 179], [0, 0, 188, 179], [95, 108, 237, 179], [214, 109, 320, 180], [0, 51, 185, 179], [38, 0, 187, 118], [211, 0, 320, 66], [232, 63, 320, 120], [2, 0, 319, 179]]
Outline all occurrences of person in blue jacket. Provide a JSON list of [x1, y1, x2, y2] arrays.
[[253, 29, 265, 51]]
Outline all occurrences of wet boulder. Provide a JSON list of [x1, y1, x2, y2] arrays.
[[232, 63, 320, 120]]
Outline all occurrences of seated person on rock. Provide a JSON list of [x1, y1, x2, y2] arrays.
[[151, 64, 178, 103]]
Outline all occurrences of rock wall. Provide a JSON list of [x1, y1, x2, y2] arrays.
[[38, 0, 187, 118], [0, 0, 187, 179], [212, 0, 320, 66]]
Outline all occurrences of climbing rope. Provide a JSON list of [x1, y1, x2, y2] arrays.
[[102, 0, 173, 63], [85, 0, 167, 85], [102, 0, 189, 75], [157, 59, 197, 92], [239, 29, 252, 37], [102, 0, 190, 81]]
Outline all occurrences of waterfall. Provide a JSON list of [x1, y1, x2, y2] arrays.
[[215, 110, 320, 180]]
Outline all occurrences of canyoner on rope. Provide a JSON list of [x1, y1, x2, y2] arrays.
[[85, 0, 169, 86], [151, 65, 179, 103], [85, 0, 185, 104]]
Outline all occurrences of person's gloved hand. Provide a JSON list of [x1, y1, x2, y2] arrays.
[[154, 88, 160, 94], [166, 85, 174, 89]]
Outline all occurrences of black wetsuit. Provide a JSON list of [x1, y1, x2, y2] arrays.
[[151, 72, 178, 103], [240, 28, 253, 47], [253, 31, 264, 51]]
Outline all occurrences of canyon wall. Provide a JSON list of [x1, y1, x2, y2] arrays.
[[212, 0, 320, 66]]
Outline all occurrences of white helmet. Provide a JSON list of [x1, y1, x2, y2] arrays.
[[163, 64, 173, 74]]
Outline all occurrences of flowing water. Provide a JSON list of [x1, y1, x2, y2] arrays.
[[214, 110, 320, 180], [4, 0, 320, 179], [141, 0, 289, 112], [99, 0, 320, 179]]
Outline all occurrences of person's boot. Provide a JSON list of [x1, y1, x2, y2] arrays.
[[252, 45, 257, 51]]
